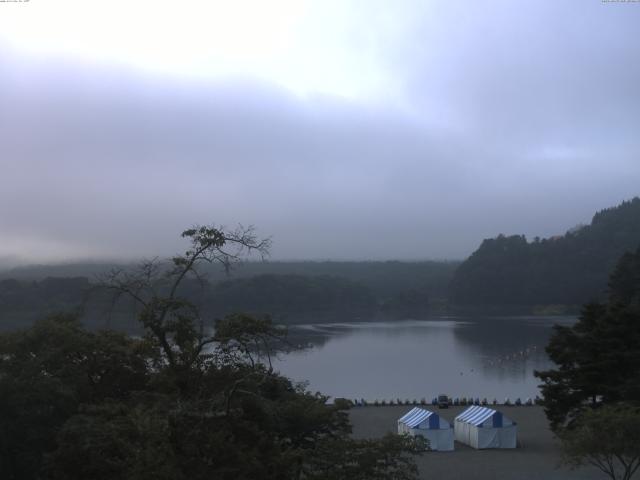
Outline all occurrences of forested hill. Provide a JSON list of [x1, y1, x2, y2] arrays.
[[0, 262, 458, 330], [208, 274, 376, 319], [449, 197, 640, 307], [1, 260, 457, 300]]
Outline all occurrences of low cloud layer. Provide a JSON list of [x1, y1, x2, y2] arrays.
[[1, 1, 639, 263]]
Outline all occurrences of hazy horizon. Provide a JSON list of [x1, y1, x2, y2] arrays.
[[0, 191, 629, 270], [1, 1, 639, 264]]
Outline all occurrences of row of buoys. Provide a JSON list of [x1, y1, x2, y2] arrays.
[[435, 396, 540, 407], [484, 345, 539, 367], [348, 396, 542, 407]]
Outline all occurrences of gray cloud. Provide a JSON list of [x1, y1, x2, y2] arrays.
[[1, 0, 639, 262]]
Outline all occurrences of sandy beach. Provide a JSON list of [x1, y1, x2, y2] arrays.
[[349, 405, 603, 480]]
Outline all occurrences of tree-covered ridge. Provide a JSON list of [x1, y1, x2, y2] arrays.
[[209, 274, 376, 318], [450, 197, 640, 306], [0, 277, 90, 330], [0, 263, 447, 330], [1, 260, 458, 301]]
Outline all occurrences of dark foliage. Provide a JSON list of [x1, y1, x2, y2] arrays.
[[0, 225, 423, 479], [0, 262, 455, 331], [380, 289, 430, 318], [0, 277, 89, 329], [559, 404, 640, 480], [0, 314, 151, 479], [450, 197, 640, 306], [209, 274, 376, 318], [1, 260, 458, 301], [535, 247, 640, 431]]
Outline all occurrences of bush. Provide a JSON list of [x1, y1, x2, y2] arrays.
[[334, 398, 352, 410]]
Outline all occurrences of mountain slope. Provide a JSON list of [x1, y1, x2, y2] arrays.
[[449, 197, 640, 306]]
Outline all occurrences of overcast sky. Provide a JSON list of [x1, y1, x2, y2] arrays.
[[1, 0, 639, 264]]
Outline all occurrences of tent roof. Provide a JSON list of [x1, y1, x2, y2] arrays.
[[398, 407, 436, 428], [455, 405, 499, 426]]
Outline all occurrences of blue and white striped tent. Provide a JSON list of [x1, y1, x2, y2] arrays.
[[454, 406, 517, 449], [397, 407, 454, 451]]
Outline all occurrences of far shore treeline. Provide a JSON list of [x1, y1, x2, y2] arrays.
[[1, 197, 639, 331]]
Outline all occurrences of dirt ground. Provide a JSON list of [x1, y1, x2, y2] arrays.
[[349, 405, 604, 480]]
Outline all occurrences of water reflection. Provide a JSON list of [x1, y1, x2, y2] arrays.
[[274, 316, 575, 401]]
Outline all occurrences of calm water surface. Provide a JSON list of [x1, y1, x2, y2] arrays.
[[274, 316, 575, 402]]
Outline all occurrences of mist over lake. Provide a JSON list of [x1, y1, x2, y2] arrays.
[[276, 316, 573, 401]]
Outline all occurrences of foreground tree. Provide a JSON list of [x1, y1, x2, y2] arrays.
[[536, 247, 640, 479], [535, 247, 640, 430], [0, 314, 151, 479], [102, 225, 271, 386], [560, 404, 640, 480], [1, 224, 424, 480], [302, 434, 428, 480]]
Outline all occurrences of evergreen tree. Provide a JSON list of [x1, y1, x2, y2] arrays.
[[535, 247, 640, 430]]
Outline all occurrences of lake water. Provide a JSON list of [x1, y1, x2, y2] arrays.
[[274, 316, 575, 402]]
